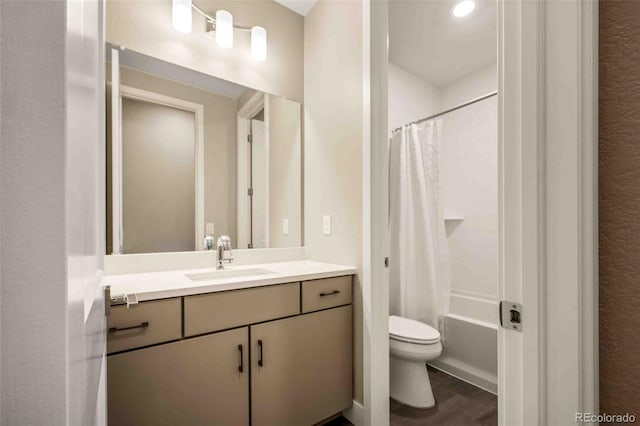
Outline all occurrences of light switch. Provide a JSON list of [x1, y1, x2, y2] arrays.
[[323, 215, 332, 236], [206, 222, 215, 234], [282, 219, 289, 236]]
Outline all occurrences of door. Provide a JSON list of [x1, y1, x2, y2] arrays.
[[121, 98, 196, 253], [251, 306, 353, 426], [107, 328, 249, 426]]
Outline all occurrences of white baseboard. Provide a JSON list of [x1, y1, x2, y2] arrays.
[[428, 358, 497, 394], [342, 400, 364, 426]]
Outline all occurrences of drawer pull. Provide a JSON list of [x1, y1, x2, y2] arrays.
[[320, 290, 341, 297], [258, 339, 264, 367], [109, 321, 149, 334], [238, 344, 244, 373]]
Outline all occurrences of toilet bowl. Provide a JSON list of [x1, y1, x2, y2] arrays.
[[389, 315, 442, 408]]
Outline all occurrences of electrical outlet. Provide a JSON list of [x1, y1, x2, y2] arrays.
[[206, 223, 215, 234], [282, 219, 289, 236], [323, 215, 331, 236]]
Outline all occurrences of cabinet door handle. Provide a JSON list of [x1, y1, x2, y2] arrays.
[[238, 344, 244, 373], [258, 339, 264, 367], [320, 290, 340, 297], [108, 321, 149, 334]]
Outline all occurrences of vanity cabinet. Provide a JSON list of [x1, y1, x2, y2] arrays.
[[107, 298, 181, 354], [301, 275, 353, 313], [251, 305, 353, 426], [108, 327, 249, 426], [107, 276, 353, 426], [183, 282, 300, 337]]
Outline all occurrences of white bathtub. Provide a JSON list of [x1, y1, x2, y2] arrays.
[[428, 291, 498, 394]]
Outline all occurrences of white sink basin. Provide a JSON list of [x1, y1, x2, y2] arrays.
[[185, 268, 275, 281]]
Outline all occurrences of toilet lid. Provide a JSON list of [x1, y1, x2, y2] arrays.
[[389, 315, 440, 344]]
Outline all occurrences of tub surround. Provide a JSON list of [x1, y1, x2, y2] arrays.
[[106, 259, 356, 303]]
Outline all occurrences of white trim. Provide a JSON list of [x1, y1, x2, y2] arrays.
[[428, 360, 497, 395], [237, 117, 251, 248], [363, 1, 390, 425], [498, 0, 545, 423], [111, 48, 122, 254], [342, 400, 365, 426], [498, 0, 598, 424], [115, 85, 205, 252], [237, 91, 265, 119], [237, 92, 266, 248], [580, 0, 598, 414], [544, 0, 598, 421], [263, 96, 271, 247]]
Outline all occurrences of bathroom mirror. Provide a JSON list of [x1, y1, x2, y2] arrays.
[[106, 47, 302, 254]]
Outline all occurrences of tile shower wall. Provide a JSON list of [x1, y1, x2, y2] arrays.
[[440, 65, 498, 303], [389, 63, 498, 308]]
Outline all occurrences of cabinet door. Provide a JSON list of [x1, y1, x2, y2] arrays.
[[108, 327, 249, 426], [251, 305, 353, 426]]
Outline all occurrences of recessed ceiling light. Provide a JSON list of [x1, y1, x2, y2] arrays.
[[452, 0, 476, 18]]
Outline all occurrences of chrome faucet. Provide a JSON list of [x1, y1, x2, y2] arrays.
[[216, 235, 234, 270], [203, 234, 215, 251]]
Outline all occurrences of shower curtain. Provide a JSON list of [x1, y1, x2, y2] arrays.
[[389, 120, 451, 333]]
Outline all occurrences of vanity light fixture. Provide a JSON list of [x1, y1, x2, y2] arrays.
[[251, 26, 267, 61], [215, 10, 234, 48], [172, 1, 268, 61], [452, 0, 476, 17], [172, 0, 192, 33]]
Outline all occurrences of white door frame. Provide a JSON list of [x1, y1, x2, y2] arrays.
[[362, 0, 390, 425], [499, 0, 598, 423], [111, 82, 205, 252], [363, 0, 598, 425], [236, 91, 268, 249]]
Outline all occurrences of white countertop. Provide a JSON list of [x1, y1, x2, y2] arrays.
[[105, 260, 357, 302]]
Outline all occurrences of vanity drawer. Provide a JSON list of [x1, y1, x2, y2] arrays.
[[107, 298, 181, 354], [184, 283, 300, 337], [302, 276, 353, 313]]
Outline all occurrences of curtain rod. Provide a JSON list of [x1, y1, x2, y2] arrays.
[[392, 91, 498, 134]]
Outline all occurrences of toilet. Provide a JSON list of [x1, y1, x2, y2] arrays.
[[389, 315, 443, 408]]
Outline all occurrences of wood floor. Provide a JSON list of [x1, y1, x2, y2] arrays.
[[325, 366, 497, 426]]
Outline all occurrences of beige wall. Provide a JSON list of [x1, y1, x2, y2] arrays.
[[268, 94, 302, 247], [108, 66, 238, 249], [107, 0, 304, 103], [304, 0, 364, 403]]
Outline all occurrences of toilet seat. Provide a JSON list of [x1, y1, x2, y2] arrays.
[[389, 315, 440, 345]]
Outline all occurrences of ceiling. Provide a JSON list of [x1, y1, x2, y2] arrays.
[[389, 0, 497, 87], [274, 0, 317, 16]]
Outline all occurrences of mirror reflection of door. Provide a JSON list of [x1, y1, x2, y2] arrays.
[[122, 98, 196, 253], [250, 115, 268, 249], [107, 48, 302, 254]]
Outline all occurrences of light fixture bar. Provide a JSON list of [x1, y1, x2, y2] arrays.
[[191, 3, 252, 32]]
